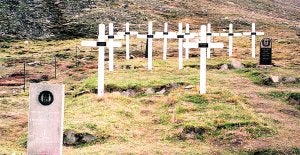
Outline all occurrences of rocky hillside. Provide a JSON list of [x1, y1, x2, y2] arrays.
[[0, 0, 299, 39]]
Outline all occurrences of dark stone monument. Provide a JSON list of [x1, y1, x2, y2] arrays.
[[259, 38, 272, 65]]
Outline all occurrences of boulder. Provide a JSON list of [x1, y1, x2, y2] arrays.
[[63, 130, 98, 146], [145, 88, 155, 95], [220, 64, 229, 70], [282, 77, 297, 83], [270, 75, 280, 83], [122, 89, 137, 97], [231, 59, 244, 69]]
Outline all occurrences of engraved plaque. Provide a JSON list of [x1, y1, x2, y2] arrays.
[[259, 38, 272, 65], [27, 83, 64, 155]]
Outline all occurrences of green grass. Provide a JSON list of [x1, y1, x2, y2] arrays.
[[0, 37, 299, 154]]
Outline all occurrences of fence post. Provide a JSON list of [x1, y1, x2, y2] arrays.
[[76, 46, 78, 67], [55, 56, 57, 79], [23, 61, 26, 92]]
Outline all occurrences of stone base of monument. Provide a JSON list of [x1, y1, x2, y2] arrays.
[[257, 65, 273, 69]]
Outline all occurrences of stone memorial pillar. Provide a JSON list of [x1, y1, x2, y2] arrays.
[[27, 83, 64, 155], [259, 38, 272, 65]]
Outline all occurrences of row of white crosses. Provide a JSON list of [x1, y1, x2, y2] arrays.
[[81, 22, 263, 96], [81, 23, 223, 96], [211, 23, 264, 58]]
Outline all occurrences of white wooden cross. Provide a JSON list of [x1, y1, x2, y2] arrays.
[[206, 23, 221, 59], [184, 25, 224, 94], [184, 23, 198, 60], [81, 24, 122, 96], [117, 22, 138, 60], [154, 23, 177, 60], [220, 23, 242, 57], [177, 23, 184, 70], [137, 21, 158, 70], [243, 23, 264, 58]]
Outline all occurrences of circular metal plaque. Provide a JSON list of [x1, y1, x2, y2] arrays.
[[38, 90, 54, 106]]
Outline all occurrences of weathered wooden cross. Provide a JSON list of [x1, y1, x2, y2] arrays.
[[117, 22, 138, 60], [220, 23, 242, 57], [81, 24, 122, 96], [206, 23, 221, 59], [184, 23, 198, 60], [243, 23, 264, 58], [184, 25, 224, 94], [154, 23, 177, 60], [137, 21, 157, 70], [177, 23, 185, 70]]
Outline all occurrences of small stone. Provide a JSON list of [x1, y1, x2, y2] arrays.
[[282, 77, 296, 83], [122, 89, 136, 97], [231, 59, 244, 69], [145, 88, 155, 95], [111, 91, 122, 95], [80, 133, 98, 143], [130, 55, 135, 59], [270, 75, 280, 83], [220, 64, 229, 70], [75, 91, 87, 97], [184, 85, 194, 89], [63, 130, 76, 145], [156, 88, 166, 95]]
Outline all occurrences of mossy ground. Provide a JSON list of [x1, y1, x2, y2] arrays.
[[0, 23, 300, 154]]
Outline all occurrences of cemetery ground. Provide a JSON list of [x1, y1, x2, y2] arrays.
[[0, 33, 300, 154]]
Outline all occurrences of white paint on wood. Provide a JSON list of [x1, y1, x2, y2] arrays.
[[199, 25, 207, 94], [207, 23, 211, 59], [163, 23, 168, 60], [178, 23, 183, 70], [98, 24, 106, 96], [108, 23, 114, 72], [126, 22, 130, 60], [185, 23, 190, 60], [81, 24, 122, 96], [242, 23, 264, 58]]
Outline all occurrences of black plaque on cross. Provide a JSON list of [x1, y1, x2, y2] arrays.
[[259, 38, 272, 65]]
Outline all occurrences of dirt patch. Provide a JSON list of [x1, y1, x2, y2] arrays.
[[178, 125, 208, 140], [279, 108, 300, 118]]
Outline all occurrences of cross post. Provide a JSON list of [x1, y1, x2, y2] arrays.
[[243, 23, 264, 58], [178, 23, 184, 70]]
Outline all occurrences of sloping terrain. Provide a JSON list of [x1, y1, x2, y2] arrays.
[[1, 0, 299, 38]]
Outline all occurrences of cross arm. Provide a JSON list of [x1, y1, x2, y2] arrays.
[[220, 33, 242, 37], [117, 31, 138, 36], [183, 42, 224, 49], [81, 40, 122, 48], [243, 32, 264, 36]]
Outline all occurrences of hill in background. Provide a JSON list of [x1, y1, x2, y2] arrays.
[[0, 0, 299, 39]]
